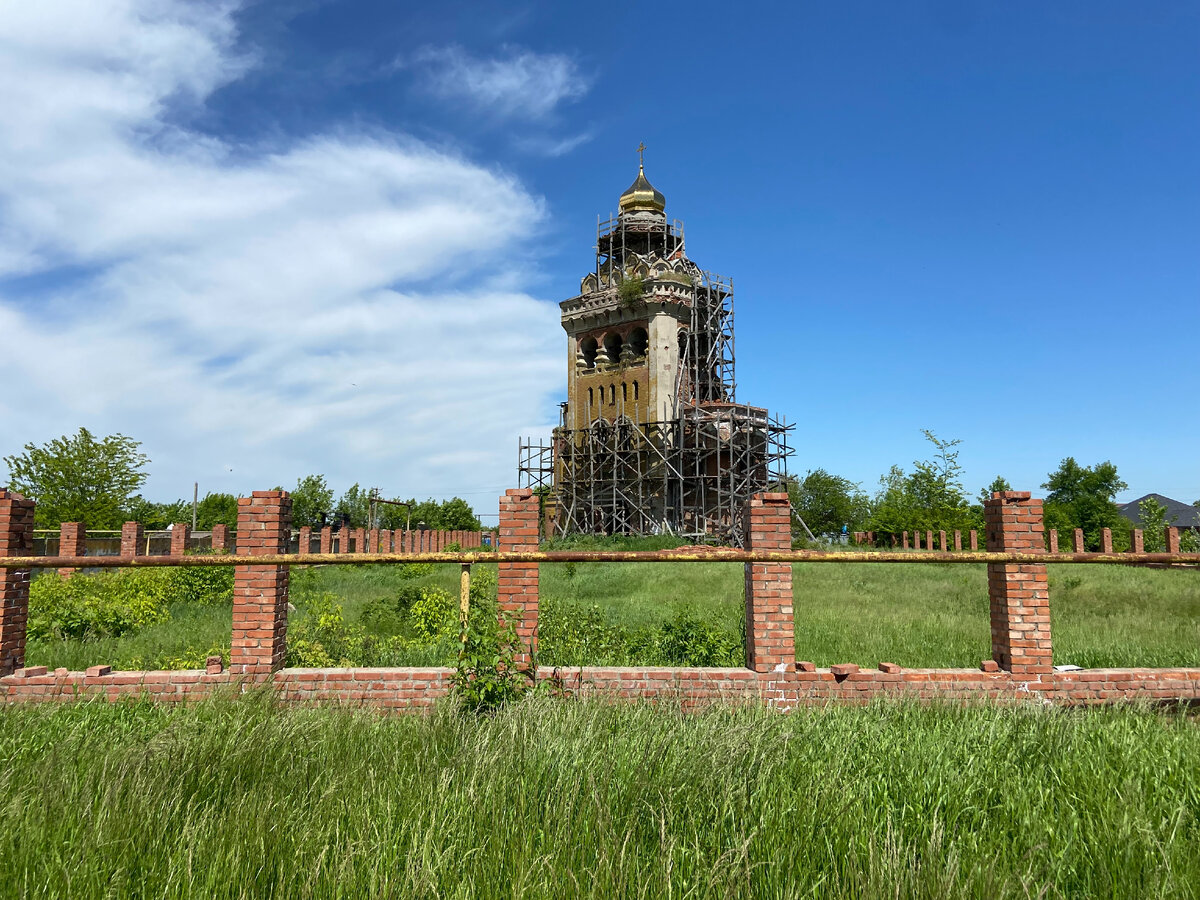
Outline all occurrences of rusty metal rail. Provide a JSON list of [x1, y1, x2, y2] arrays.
[[4, 551, 1198, 568]]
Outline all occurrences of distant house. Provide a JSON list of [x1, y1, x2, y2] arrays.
[[1118, 493, 1200, 532]]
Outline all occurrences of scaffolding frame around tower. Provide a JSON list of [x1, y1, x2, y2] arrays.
[[519, 195, 795, 548]]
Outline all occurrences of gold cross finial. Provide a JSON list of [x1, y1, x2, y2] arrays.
[[637, 141, 646, 168]]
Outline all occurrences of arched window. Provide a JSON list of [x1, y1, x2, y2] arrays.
[[603, 333, 623, 365], [580, 337, 598, 369], [609, 384, 616, 405], [633, 381, 639, 401], [587, 387, 594, 408], [628, 327, 648, 358], [622, 382, 628, 403]]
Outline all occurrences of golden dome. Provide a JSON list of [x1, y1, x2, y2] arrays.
[[619, 163, 665, 214]]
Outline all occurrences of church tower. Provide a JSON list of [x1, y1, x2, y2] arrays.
[[520, 149, 790, 546]]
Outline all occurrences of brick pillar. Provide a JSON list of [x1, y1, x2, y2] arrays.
[[1165, 527, 1180, 554], [744, 492, 795, 673], [338, 526, 352, 553], [319, 526, 332, 554], [984, 491, 1052, 676], [1072, 528, 1085, 552], [367, 528, 379, 553], [913, 531, 921, 550], [58, 522, 86, 578], [498, 489, 539, 661], [1100, 528, 1113, 554], [969, 529, 978, 550], [1129, 528, 1144, 553], [231, 491, 291, 677], [954, 530, 962, 551], [1048, 528, 1059, 553], [355, 527, 366, 553], [938, 530, 947, 552], [926, 530, 934, 552], [0, 490, 36, 675], [298, 526, 312, 555], [170, 523, 190, 557], [121, 521, 144, 558], [902, 531, 909, 549], [211, 524, 229, 552]]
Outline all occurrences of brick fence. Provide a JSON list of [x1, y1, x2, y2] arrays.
[[2, 488, 1198, 708]]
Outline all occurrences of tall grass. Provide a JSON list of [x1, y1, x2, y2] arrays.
[[0, 698, 1197, 898]]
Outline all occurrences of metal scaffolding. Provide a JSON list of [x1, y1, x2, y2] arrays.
[[519, 195, 794, 548]]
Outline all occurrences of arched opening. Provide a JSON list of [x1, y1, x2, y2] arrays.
[[628, 326, 648, 358], [633, 381, 639, 401], [587, 387, 594, 409], [622, 382, 628, 403], [603, 333, 623, 365], [580, 336, 598, 369], [609, 384, 616, 405]]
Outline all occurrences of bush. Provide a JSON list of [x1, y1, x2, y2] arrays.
[[454, 585, 531, 714], [28, 569, 172, 642], [286, 593, 370, 667], [658, 611, 743, 666], [169, 556, 233, 605], [408, 587, 457, 643], [538, 600, 742, 667]]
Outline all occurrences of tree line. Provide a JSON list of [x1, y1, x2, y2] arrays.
[[787, 431, 1198, 552], [2, 428, 481, 532]]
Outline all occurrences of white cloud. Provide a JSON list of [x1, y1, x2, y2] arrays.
[[0, 0, 563, 514], [411, 45, 589, 120]]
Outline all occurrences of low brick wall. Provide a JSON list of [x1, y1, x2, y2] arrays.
[[4, 665, 1198, 709]]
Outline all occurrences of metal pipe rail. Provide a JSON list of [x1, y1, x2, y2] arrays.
[[5, 551, 1198, 568]]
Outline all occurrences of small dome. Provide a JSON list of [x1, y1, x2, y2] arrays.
[[619, 164, 665, 214]]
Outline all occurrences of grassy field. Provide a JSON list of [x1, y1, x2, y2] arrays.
[[24, 555, 1200, 671], [1, 697, 1198, 899]]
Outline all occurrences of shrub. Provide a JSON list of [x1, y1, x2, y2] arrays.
[[453, 589, 531, 714], [169, 555, 233, 605], [28, 570, 172, 642], [658, 611, 742, 666], [285, 593, 368, 667], [409, 587, 457, 643]]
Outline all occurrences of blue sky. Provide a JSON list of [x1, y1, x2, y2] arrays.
[[1, 1, 1197, 519]]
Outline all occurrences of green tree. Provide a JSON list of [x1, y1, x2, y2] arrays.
[[787, 469, 869, 537], [124, 496, 191, 530], [195, 492, 239, 530], [3, 428, 149, 528], [291, 474, 334, 528], [867, 431, 978, 535], [1042, 458, 1129, 551], [439, 497, 482, 530], [977, 476, 1013, 506], [334, 483, 373, 528], [1135, 496, 1173, 553]]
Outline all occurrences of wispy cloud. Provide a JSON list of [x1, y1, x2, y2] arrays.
[[0, 0, 562, 508], [410, 45, 589, 120]]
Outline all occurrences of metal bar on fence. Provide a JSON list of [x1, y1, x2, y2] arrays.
[[5, 551, 1199, 568]]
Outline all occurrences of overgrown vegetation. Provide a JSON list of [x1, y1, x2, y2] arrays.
[[1, 698, 1198, 898], [22, 540, 1199, 672]]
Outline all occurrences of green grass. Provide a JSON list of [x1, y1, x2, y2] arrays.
[[1, 697, 1198, 898], [23, 557, 1200, 671]]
